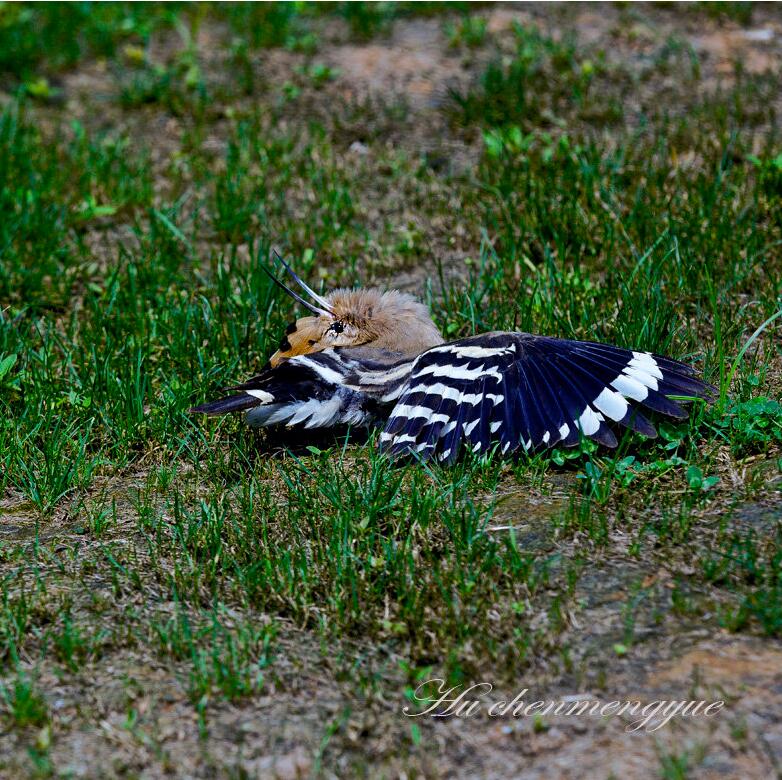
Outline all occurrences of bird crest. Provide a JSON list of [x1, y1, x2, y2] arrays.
[[263, 251, 444, 366]]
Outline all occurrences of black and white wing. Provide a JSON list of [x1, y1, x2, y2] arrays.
[[379, 333, 716, 463], [190, 350, 394, 429]]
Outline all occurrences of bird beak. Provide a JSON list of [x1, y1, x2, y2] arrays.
[[271, 249, 336, 315], [260, 254, 333, 318]]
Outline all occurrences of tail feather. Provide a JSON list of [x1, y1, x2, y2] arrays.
[[189, 394, 263, 416], [189, 350, 382, 428]]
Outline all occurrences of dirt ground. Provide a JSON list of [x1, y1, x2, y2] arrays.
[[3, 2, 782, 778]]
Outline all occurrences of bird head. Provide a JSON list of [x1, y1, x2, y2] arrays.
[[264, 254, 444, 367]]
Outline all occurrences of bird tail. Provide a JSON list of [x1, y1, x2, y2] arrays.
[[189, 394, 262, 416], [189, 351, 388, 429]]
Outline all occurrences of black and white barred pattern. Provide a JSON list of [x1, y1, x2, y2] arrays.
[[191, 333, 715, 463], [379, 333, 714, 462], [191, 348, 412, 429]]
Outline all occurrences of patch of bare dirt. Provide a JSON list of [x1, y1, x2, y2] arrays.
[[0, 495, 38, 541], [436, 632, 782, 779], [7, 613, 779, 778]]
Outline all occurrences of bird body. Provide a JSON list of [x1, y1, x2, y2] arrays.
[[192, 256, 715, 463]]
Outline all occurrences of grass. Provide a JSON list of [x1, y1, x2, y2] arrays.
[[0, 1, 780, 777]]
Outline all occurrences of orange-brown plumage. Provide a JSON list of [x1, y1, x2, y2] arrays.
[[269, 288, 444, 367]]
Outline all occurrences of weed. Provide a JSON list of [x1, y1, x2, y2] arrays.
[[0, 4, 780, 775], [445, 15, 488, 49], [0, 670, 48, 729]]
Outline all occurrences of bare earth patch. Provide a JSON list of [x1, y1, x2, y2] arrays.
[[2, 3, 782, 778]]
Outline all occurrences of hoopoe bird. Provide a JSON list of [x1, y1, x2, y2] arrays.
[[191, 254, 715, 464]]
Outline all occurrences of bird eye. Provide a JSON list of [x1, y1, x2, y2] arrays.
[[329, 321, 344, 334]]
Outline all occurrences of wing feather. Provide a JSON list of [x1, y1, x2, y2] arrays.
[[380, 334, 713, 461]]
